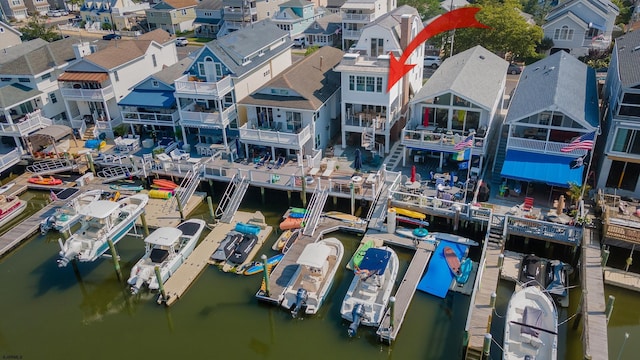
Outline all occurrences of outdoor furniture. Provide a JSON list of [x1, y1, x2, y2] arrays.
[[309, 167, 320, 176], [521, 197, 534, 212]]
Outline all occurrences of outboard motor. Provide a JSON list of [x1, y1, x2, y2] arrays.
[[290, 288, 308, 318], [348, 303, 367, 337], [41, 216, 54, 235]]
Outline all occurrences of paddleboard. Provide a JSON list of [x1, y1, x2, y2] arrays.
[[444, 247, 461, 276], [242, 254, 284, 275], [348, 239, 374, 270], [152, 179, 179, 189], [324, 211, 366, 224], [396, 215, 430, 227], [391, 207, 426, 220], [432, 232, 479, 246]]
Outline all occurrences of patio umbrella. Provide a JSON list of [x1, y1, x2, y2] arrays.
[[423, 108, 430, 127], [557, 195, 566, 215], [354, 148, 362, 171], [411, 165, 416, 182], [235, 138, 242, 158]]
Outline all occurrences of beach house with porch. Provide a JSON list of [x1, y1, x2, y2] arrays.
[[597, 30, 640, 197], [173, 20, 292, 157], [237, 45, 342, 163], [498, 51, 599, 196], [340, 0, 395, 50], [335, 6, 423, 156], [57, 30, 178, 139], [402, 45, 508, 176], [271, 0, 325, 42]]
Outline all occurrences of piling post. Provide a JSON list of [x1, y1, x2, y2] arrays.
[[389, 296, 396, 330], [208, 179, 214, 196], [350, 182, 355, 216], [605, 295, 615, 324], [453, 206, 460, 231], [174, 192, 185, 221], [490, 292, 497, 310], [482, 334, 492, 359], [287, 191, 291, 205], [107, 239, 122, 281], [206, 196, 215, 220], [261, 187, 265, 204], [601, 248, 610, 268], [86, 152, 96, 175], [497, 253, 504, 271], [139, 213, 150, 237], [573, 290, 586, 330], [261, 254, 270, 297], [155, 266, 167, 303], [300, 177, 307, 207], [333, 196, 337, 206]]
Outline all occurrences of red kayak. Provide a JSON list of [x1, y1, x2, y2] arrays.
[[152, 179, 179, 189], [444, 246, 461, 276], [28, 176, 63, 186], [279, 217, 304, 231]]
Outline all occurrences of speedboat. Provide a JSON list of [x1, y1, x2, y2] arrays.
[[503, 285, 558, 360], [0, 182, 15, 195], [341, 246, 399, 337], [0, 195, 27, 229], [128, 219, 206, 294], [519, 255, 550, 288], [281, 237, 344, 318], [40, 189, 104, 235], [57, 194, 149, 267], [210, 231, 243, 262]]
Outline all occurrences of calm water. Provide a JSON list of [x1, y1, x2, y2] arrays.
[[0, 186, 637, 359]]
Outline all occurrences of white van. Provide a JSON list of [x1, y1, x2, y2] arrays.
[[293, 36, 306, 48]]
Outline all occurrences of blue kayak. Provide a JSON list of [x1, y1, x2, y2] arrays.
[[455, 258, 473, 284], [242, 254, 284, 275]]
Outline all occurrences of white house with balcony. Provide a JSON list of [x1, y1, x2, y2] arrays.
[[217, 0, 289, 37], [194, 0, 224, 39], [174, 20, 292, 155], [597, 30, 640, 196], [500, 51, 599, 190], [58, 30, 178, 139], [80, 0, 150, 31], [542, 0, 619, 57], [335, 6, 423, 155], [302, 12, 342, 47], [237, 46, 342, 162], [340, 0, 395, 50], [118, 58, 190, 139], [0, 37, 78, 171], [403, 45, 508, 173], [272, 0, 325, 39]]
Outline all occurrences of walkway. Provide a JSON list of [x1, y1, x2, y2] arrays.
[[603, 267, 640, 292], [581, 227, 608, 360]]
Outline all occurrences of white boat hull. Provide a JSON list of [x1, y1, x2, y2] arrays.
[[0, 198, 26, 229]]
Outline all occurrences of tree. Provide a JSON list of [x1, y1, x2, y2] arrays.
[[444, 0, 543, 61], [566, 181, 591, 206], [20, 15, 62, 42], [399, 0, 444, 21], [66, 0, 84, 11]]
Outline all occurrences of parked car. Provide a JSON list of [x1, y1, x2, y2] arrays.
[[423, 56, 441, 69], [47, 10, 62, 17], [292, 37, 306, 48], [102, 33, 122, 40], [57, 9, 69, 16], [175, 37, 189, 47], [507, 63, 523, 75]]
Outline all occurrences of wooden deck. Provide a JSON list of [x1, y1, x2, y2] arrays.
[[138, 191, 208, 229], [162, 211, 271, 306], [581, 227, 609, 360], [377, 240, 433, 342], [603, 267, 640, 291]]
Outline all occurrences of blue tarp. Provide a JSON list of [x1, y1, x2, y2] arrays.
[[417, 240, 468, 298], [359, 248, 391, 275], [500, 149, 583, 188], [118, 90, 175, 108]]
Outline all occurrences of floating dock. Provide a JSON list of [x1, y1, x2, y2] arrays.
[[603, 267, 640, 291], [581, 227, 609, 360]]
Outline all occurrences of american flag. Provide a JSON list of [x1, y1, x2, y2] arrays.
[[454, 134, 474, 151], [561, 131, 596, 152], [50, 190, 59, 202]]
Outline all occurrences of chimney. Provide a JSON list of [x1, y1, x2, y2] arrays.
[[72, 42, 92, 60], [400, 14, 412, 109]]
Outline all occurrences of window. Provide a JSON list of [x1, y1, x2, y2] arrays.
[[370, 38, 384, 57], [18, 78, 29, 83], [181, 9, 187, 15], [0, 27, 4, 33], [612, 128, 640, 155], [152, 80, 159, 87], [152, 54, 157, 67], [49, 92, 57, 104], [606, 161, 640, 191], [285, 111, 302, 131], [198, 63, 206, 76], [114, 71, 119, 82], [348, 75, 383, 93], [0, 77, 10, 82], [554, 25, 574, 41]]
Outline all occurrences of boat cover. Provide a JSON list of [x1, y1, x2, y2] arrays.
[[417, 240, 468, 298], [521, 306, 543, 337], [150, 248, 169, 263], [79, 200, 121, 218], [177, 221, 202, 236], [358, 248, 391, 275], [297, 242, 331, 268], [145, 227, 182, 246]]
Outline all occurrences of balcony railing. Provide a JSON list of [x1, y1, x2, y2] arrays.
[[174, 75, 232, 98], [60, 85, 114, 101], [507, 137, 587, 155], [179, 105, 236, 129], [121, 110, 179, 125], [344, 113, 387, 130], [342, 13, 374, 22], [401, 129, 486, 152], [0, 110, 52, 136], [0, 148, 22, 172], [342, 30, 362, 39], [239, 123, 311, 147]]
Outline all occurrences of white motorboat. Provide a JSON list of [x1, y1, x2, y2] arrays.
[[503, 285, 558, 360], [0, 182, 15, 195], [40, 189, 104, 235], [340, 246, 399, 337], [281, 237, 344, 318], [0, 195, 27, 229], [128, 219, 206, 294], [57, 194, 149, 267]]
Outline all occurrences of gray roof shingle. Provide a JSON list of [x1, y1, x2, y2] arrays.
[[614, 30, 640, 88], [0, 37, 78, 76]]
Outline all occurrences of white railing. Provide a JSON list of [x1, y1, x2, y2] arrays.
[[238, 123, 311, 147], [342, 13, 374, 22], [344, 115, 387, 130], [401, 129, 486, 152], [0, 148, 22, 171], [121, 110, 179, 125], [60, 85, 114, 101], [174, 75, 232, 98], [342, 30, 362, 39], [179, 105, 236, 128], [0, 110, 52, 136], [507, 137, 587, 155]]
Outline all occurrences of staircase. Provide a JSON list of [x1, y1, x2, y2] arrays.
[[491, 124, 508, 179], [464, 347, 482, 360], [27, 159, 76, 175], [215, 173, 250, 223], [361, 126, 375, 151], [84, 124, 96, 140], [164, 163, 203, 213], [487, 214, 506, 246], [366, 181, 389, 230], [302, 185, 329, 237], [97, 165, 135, 183]]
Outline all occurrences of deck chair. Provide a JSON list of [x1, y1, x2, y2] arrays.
[[274, 156, 285, 169], [521, 197, 534, 212]]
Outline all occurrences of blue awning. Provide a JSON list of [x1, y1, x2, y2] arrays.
[[588, 22, 606, 31], [118, 90, 175, 108], [500, 149, 583, 188]]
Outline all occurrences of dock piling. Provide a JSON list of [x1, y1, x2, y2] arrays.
[[497, 253, 504, 271], [482, 334, 492, 359], [261, 187, 265, 204], [155, 266, 167, 303], [350, 182, 355, 216], [139, 213, 150, 238], [573, 290, 586, 330], [261, 254, 270, 297], [389, 296, 396, 330], [605, 295, 615, 324], [106, 239, 122, 281], [490, 292, 496, 310], [301, 177, 307, 207], [601, 248, 610, 268], [174, 192, 185, 221], [207, 196, 215, 220]]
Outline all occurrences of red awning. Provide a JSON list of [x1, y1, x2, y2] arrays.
[[58, 72, 109, 83]]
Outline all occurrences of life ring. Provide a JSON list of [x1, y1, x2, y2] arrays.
[[413, 228, 429, 238], [351, 176, 363, 183]]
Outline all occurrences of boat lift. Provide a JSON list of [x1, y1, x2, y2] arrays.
[[302, 185, 329, 237], [215, 173, 250, 223], [26, 159, 78, 176]]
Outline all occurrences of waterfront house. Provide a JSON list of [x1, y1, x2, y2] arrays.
[[237, 46, 342, 163], [146, 0, 197, 34], [498, 51, 599, 193], [217, 0, 289, 37], [58, 30, 178, 139], [0, 20, 21, 50], [0, 0, 28, 20], [335, 6, 423, 155], [542, 0, 619, 57], [80, 0, 150, 31], [340, 0, 395, 50], [174, 20, 292, 155], [302, 12, 341, 47], [24, 0, 50, 16], [118, 59, 191, 139], [402, 45, 508, 174], [597, 30, 640, 197], [272, 0, 325, 41], [193, 0, 223, 39]]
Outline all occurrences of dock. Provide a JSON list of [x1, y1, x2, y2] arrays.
[[161, 211, 272, 306], [139, 191, 208, 229], [603, 267, 640, 291], [581, 227, 609, 360], [377, 239, 434, 342]]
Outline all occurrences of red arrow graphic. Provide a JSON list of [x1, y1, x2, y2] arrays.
[[387, 7, 489, 92]]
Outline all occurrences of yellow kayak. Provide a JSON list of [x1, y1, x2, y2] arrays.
[[391, 207, 426, 220]]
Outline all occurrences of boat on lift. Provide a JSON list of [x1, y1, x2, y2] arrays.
[[40, 189, 104, 235], [0, 195, 27, 229]]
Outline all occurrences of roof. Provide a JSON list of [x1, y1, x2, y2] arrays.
[[118, 90, 176, 108], [144, 227, 183, 246], [412, 46, 508, 110], [0, 21, 22, 37], [614, 30, 640, 88], [0, 83, 42, 109], [280, 0, 313, 7], [194, 17, 222, 24], [83, 40, 156, 70], [137, 29, 172, 44], [28, 124, 73, 143], [501, 149, 584, 187], [341, 0, 375, 10], [304, 13, 342, 35], [58, 72, 109, 82], [152, 59, 191, 85], [239, 46, 343, 110], [506, 51, 599, 128], [439, 0, 469, 12], [79, 200, 121, 219], [196, 0, 223, 9], [156, 0, 197, 9], [297, 242, 331, 268], [0, 37, 78, 76], [364, 5, 419, 34], [546, 0, 619, 22]]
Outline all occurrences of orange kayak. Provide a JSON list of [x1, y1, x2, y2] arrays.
[[279, 217, 304, 231], [28, 176, 63, 186], [152, 179, 179, 189]]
